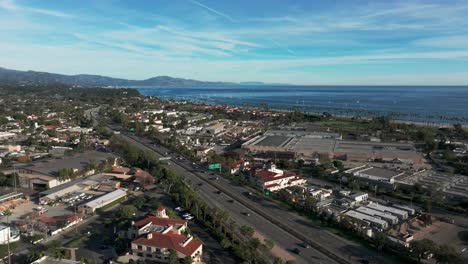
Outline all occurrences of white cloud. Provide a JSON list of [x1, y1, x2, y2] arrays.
[[0, 0, 16, 10], [414, 36, 468, 49], [1, 40, 467, 84], [0, 0, 71, 18], [189, 0, 235, 22]]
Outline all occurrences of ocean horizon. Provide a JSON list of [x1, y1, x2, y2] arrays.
[[137, 85, 468, 124]]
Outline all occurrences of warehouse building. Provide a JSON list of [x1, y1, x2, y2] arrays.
[[344, 210, 388, 230], [243, 131, 424, 164], [345, 166, 405, 184], [356, 206, 399, 225], [366, 203, 408, 220], [80, 189, 127, 214]]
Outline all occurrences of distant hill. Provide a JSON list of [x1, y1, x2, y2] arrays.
[[0, 67, 235, 87], [239, 81, 291, 86]]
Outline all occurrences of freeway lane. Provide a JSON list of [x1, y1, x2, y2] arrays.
[[111, 126, 394, 264], [114, 130, 335, 264]]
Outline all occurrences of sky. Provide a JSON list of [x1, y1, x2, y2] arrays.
[[1, 0, 468, 85]]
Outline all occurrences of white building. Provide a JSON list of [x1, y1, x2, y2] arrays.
[[344, 210, 388, 230], [0, 132, 16, 140], [254, 164, 306, 192], [346, 166, 404, 184], [80, 189, 127, 214], [309, 188, 333, 201], [0, 224, 20, 245], [356, 206, 398, 225], [366, 202, 408, 220], [349, 192, 369, 203]]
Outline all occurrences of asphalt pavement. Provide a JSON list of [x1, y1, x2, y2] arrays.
[[110, 126, 396, 264]]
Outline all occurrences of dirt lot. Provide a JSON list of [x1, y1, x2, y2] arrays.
[[412, 220, 468, 257]]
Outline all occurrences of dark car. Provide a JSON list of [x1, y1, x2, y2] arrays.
[[242, 212, 251, 216], [301, 242, 310, 248], [292, 248, 302, 255], [227, 199, 234, 203], [216, 191, 222, 194]]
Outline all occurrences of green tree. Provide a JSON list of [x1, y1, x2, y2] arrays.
[[412, 239, 437, 262], [26, 250, 44, 263], [239, 225, 255, 237], [183, 256, 193, 264], [264, 239, 275, 250], [168, 249, 179, 264], [434, 244, 464, 264], [3, 209, 12, 224], [116, 205, 137, 219]]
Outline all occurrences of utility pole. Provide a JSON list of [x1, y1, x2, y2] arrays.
[[7, 229, 11, 264], [13, 164, 17, 193]]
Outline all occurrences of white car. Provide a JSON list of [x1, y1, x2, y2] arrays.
[[182, 213, 191, 218], [184, 215, 194, 220], [175, 207, 183, 212]]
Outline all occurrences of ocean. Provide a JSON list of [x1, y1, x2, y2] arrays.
[[136, 86, 468, 124]]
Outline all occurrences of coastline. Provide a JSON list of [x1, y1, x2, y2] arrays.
[[151, 95, 467, 128]]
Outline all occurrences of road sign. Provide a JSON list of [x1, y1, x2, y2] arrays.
[[208, 163, 221, 169]]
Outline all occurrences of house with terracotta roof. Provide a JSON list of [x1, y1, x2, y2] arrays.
[[127, 207, 188, 239], [253, 163, 306, 192], [133, 169, 155, 187], [131, 227, 203, 263], [225, 160, 249, 175], [127, 207, 202, 263]]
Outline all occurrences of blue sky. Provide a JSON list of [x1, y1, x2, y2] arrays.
[[1, 0, 468, 85]]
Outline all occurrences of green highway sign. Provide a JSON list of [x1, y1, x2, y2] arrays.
[[208, 163, 221, 169]]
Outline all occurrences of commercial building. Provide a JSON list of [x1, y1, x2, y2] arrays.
[[79, 189, 127, 214], [344, 210, 388, 230], [131, 229, 203, 263], [38, 173, 115, 204], [129, 207, 202, 263], [309, 188, 333, 201], [253, 163, 306, 192], [366, 203, 408, 220], [345, 166, 405, 184], [128, 207, 188, 239], [356, 206, 399, 225], [243, 131, 424, 164]]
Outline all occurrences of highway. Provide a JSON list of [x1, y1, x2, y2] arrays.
[[108, 124, 395, 264]]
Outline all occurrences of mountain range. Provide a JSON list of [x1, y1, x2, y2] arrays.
[[0, 67, 236, 87]]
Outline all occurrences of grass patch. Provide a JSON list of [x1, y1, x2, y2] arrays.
[[96, 196, 127, 213]]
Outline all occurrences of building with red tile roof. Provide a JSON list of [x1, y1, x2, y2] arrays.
[[128, 207, 202, 263], [131, 227, 203, 263], [127, 207, 188, 239], [254, 163, 306, 192]]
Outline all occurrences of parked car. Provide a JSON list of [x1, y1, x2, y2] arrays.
[[184, 215, 194, 220], [175, 207, 183, 212]]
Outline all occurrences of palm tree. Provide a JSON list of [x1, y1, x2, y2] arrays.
[[4, 209, 12, 224]]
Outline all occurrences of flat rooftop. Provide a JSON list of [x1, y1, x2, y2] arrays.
[[255, 135, 291, 147], [358, 167, 401, 179], [22, 151, 114, 176]]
